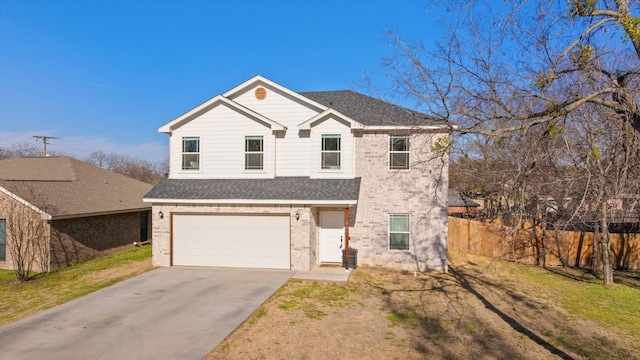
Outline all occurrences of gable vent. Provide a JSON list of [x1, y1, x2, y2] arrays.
[[255, 87, 267, 100]]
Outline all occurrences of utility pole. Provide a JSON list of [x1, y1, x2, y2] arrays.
[[32, 135, 59, 156]]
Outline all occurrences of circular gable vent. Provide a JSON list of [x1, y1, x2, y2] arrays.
[[255, 87, 267, 100]]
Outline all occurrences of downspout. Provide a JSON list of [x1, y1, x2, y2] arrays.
[[345, 207, 350, 270]]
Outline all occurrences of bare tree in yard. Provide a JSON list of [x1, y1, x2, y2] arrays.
[[1, 195, 50, 282], [569, 106, 640, 283], [386, 1, 640, 285], [387, 0, 639, 133], [85, 151, 167, 184]]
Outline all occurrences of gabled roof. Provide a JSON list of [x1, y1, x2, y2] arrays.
[[301, 90, 443, 127], [297, 108, 364, 130], [0, 157, 153, 220], [144, 177, 361, 205], [158, 95, 287, 133], [223, 75, 328, 111]]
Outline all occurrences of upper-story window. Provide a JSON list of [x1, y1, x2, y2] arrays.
[[182, 137, 200, 170], [321, 134, 341, 170], [245, 136, 264, 170], [389, 135, 409, 170]]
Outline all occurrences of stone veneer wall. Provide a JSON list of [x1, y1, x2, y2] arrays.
[[49, 211, 146, 269], [151, 204, 315, 271], [351, 131, 449, 272]]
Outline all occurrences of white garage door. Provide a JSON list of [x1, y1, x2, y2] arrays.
[[172, 214, 290, 269]]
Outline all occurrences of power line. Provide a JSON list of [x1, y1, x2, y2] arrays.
[[32, 135, 59, 156]]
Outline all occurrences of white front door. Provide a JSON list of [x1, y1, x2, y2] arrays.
[[320, 211, 344, 263]]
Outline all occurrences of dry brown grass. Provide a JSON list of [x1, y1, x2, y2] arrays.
[[206, 251, 640, 360]]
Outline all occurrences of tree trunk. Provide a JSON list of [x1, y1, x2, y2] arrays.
[[591, 226, 600, 274], [600, 203, 614, 286], [575, 231, 585, 268]]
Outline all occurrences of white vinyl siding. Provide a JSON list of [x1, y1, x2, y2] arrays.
[[167, 84, 357, 179], [276, 130, 310, 176], [172, 214, 290, 269], [309, 117, 354, 179], [229, 85, 321, 129], [168, 104, 275, 179], [230, 85, 320, 177]]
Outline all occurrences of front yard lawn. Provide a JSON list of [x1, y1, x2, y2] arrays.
[[207, 251, 640, 360]]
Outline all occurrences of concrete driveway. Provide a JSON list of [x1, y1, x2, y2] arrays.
[[0, 267, 293, 360]]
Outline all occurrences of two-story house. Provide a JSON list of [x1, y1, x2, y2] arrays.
[[143, 76, 451, 272]]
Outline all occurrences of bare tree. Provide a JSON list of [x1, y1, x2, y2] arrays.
[[386, 1, 640, 135], [0, 141, 59, 159], [85, 151, 167, 184], [1, 194, 50, 281], [390, 1, 640, 285]]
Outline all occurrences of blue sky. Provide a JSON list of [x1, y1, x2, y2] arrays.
[[0, 0, 447, 163]]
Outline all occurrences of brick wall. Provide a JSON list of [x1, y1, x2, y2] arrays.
[[151, 204, 314, 270], [0, 192, 50, 272], [49, 211, 146, 269], [351, 131, 449, 272]]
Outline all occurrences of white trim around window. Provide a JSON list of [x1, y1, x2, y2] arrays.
[[245, 135, 264, 170], [389, 135, 410, 170], [388, 214, 410, 251], [182, 137, 200, 171], [321, 134, 341, 170]]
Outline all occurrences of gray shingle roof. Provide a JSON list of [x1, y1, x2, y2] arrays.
[[301, 90, 441, 126], [448, 190, 480, 207], [0, 157, 153, 218], [144, 177, 361, 202]]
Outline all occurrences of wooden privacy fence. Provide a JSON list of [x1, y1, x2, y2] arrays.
[[448, 217, 640, 270]]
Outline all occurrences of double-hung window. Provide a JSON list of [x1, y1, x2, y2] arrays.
[[182, 137, 200, 170], [390, 135, 409, 170], [0, 219, 6, 261], [245, 136, 264, 170], [389, 214, 410, 250], [321, 134, 341, 170]]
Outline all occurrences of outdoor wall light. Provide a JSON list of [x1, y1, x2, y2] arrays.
[[295, 212, 300, 221], [158, 211, 164, 219]]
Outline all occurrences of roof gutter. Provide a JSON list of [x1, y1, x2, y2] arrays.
[[143, 198, 357, 206], [359, 124, 459, 131], [47, 207, 152, 221]]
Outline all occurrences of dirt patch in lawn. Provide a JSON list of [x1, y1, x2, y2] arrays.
[[206, 252, 639, 360]]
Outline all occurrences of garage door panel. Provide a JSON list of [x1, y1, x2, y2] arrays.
[[172, 214, 290, 269]]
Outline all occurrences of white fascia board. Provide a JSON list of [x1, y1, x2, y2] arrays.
[[360, 124, 457, 131], [49, 208, 151, 221], [298, 109, 364, 130], [158, 95, 286, 133], [143, 198, 357, 206], [223, 75, 328, 112], [158, 95, 226, 133], [0, 186, 52, 221]]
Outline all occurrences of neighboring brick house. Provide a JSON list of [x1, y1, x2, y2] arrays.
[[144, 76, 451, 272], [448, 190, 480, 217], [0, 156, 152, 271]]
